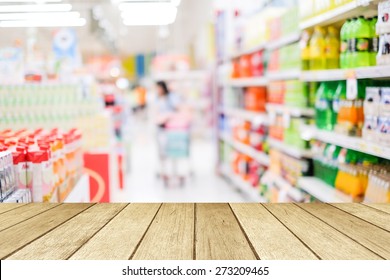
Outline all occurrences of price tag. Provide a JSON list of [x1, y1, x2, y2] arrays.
[[347, 78, 358, 100], [283, 111, 291, 129]]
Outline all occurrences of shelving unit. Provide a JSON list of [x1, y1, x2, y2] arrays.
[[298, 177, 353, 203], [268, 138, 312, 159], [220, 166, 267, 202], [266, 104, 315, 117], [216, 0, 389, 203], [301, 125, 390, 161], [152, 70, 207, 81], [221, 107, 269, 124], [220, 134, 270, 166]]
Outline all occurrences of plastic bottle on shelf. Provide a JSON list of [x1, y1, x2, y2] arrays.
[[301, 30, 312, 71], [369, 16, 379, 66], [325, 26, 340, 69], [309, 26, 327, 70], [315, 82, 338, 131], [340, 19, 351, 69], [351, 16, 371, 68]]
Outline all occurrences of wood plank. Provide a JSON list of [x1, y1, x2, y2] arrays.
[[299, 203, 390, 259], [0, 203, 60, 232], [8, 203, 126, 260], [0, 204, 92, 259], [365, 204, 390, 214], [0, 203, 27, 214], [132, 204, 194, 260], [195, 203, 256, 260], [70, 204, 161, 260], [230, 204, 318, 260], [264, 204, 381, 260], [332, 204, 390, 232]]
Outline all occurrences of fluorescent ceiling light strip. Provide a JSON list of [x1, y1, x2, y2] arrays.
[[0, 1, 62, 2], [0, 4, 72, 13], [0, 18, 86, 27], [119, 2, 176, 11], [0, 11, 80, 20]]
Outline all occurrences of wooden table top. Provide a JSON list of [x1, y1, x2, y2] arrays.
[[0, 203, 389, 260]]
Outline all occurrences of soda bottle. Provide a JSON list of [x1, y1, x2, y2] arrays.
[[346, 18, 358, 68], [325, 26, 340, 69], [301, 30, 312, 71], [369, 16, 379, 66], [315, 82, 338, 131], [351, 16, 371, 68], [309, 26, 327, 70], [340, 19, 351, 69]]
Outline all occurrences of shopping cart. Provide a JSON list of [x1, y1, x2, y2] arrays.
[[157, 118, 192, 187]]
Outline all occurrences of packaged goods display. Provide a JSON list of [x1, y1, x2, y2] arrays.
[[0, 128, 83, 202], [217, 0, 390, 203]]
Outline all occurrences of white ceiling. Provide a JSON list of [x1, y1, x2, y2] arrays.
[[0, 0, 212, 56]]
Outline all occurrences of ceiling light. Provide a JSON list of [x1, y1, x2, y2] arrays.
[[115, 0, 181, 7], [0, 0, 62, 2], [0, 18, 86, 27], [120, 2, 177, 25], [0, 11, 80, 21], [0, 4, 72, 13]]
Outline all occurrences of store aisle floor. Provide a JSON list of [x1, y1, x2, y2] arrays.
[[111, 117, 248, 203]]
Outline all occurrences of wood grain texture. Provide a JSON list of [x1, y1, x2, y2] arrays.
[[70, 204, 161, 260], [299, 203, 390, 259], [0, 203, 92, 259], [0, 203, 27, 214], [365, 204, 390, 214], [332, 203, 390, 232], [132, 203, 194, 260], [196, 204, 256, 260], [264, 204, 381, 260], [230, 204, 318, 260], [0, 203, 59, 232], [8, 203, 126, 260]]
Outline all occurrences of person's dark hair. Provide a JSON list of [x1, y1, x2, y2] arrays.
[[156, 81, 169, 96]]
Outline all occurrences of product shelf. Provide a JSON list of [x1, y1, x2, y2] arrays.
[[301, 65, 390, 82], [226, 77, 268, 87], [220, 134, 270, 166], [299, 0, 377, 30], [230, 43, 268, 60], [267, 69, 301, 81], [298, 177, 354, 203], [301, 125, 390, 161], [220, 165, 267, 202], [261, 171, 305, 202], [63, 174, 90, 203], [268, 138, 313, 159], [221, 107, 269, 124], [266, 32, 302, 51], [266, 104, 315, 117]]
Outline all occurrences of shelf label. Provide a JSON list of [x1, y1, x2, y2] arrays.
[[347, 78, 358, 100]]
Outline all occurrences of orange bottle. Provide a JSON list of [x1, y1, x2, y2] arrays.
[[238, 55, 252, 77], [245, 87, 267, 112]]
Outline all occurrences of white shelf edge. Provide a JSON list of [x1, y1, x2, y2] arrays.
[[220, 165, 267, 202], [220, 134, 270, 166], [268, 138, 312, 159], [298, 177, 353, 203], [299, 1, 360, 29], [300, 125, 390, 161], [266, 104, 315, 117], [301, 65, 390, 82], [267, 32, 301, 51], [221, 107, 269, 124], [267, 69, 301, 81], [225, 77, 268, 87]]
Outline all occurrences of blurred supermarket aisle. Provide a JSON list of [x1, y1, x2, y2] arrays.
[[111, 117, 248, 203]]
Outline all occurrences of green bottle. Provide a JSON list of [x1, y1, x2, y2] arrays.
[[369, 16, 379, 66], [333, 81, 346, 121], [340, 19, 351, 69], [315, 82, 338, 131], [351, 16, 371, 68]]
